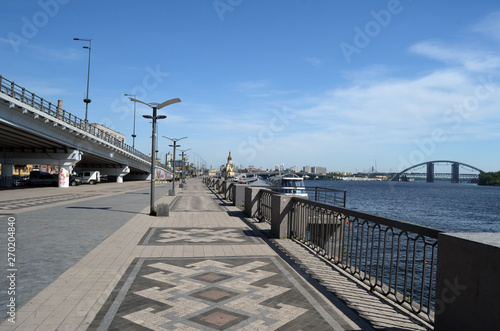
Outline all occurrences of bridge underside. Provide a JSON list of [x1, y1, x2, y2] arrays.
[[0, 118, 155, 185], [0, 120, 147, 174]]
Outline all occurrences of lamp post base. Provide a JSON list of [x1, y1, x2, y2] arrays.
[[168, 189, 176, 196]]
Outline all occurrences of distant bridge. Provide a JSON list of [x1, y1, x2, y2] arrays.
[[393, 160, 484, 183]]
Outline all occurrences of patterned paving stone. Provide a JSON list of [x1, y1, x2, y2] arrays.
[[89, 257, 347, 330], [0, 193, 100, 210], [140, 227, 263, 245]]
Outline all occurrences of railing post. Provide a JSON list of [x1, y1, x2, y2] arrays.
[[270, 195, 293, 239], [232, 183, 246, 208], [435, 233, 500, 330], [244, 187, 262, 218]]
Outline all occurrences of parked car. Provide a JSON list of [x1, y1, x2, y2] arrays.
[[74, 171, 101, 185], [69, 175, 81, 186], [12, 175, 27, 187], [26, 171, 58, 187]]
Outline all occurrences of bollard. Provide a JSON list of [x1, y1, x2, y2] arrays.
[[156, 203, 169, 217]]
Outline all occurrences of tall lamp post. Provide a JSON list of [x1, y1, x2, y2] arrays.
[[73, 38, 92, 129], [124, 94, 137, 149], [179, 148, 191, 183], [130, 97, 181, 216], [163, 136, 187, 195]]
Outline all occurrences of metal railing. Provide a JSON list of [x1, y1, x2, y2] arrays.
[[268, 185, 347, 208], [0, 75, 149, 161], [257, 189, 275, 223], [290, 198, 439, 324], [302, 186, 346, 207]]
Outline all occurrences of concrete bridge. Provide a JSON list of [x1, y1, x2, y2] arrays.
[[0, 75, 170, 186], [393, 160, 484, 183]]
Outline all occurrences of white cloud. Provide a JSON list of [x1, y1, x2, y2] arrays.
[[409, 41, 500, 72], [472, 11, 500, 42]]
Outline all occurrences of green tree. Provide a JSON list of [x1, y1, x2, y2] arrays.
[[478, 171, 500, 186]]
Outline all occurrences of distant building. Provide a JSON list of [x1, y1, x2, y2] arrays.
[[303, 166, 312, 173], [312, 166, 327, 175], [223, 151, 235, 178]]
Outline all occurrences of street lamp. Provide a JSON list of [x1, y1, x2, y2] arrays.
[[73, 37, 92, 129], [179, 148, 191, 183], [131, 97, 181, 216], [124, 94, 137, 149], [163, 136, 187, 195]]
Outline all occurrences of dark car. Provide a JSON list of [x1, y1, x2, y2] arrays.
[[12, 175, 27, 187], [70, 175, 81, 186], [27, 171, 58, 187]]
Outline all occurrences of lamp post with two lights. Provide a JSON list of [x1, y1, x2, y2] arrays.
[[129, 97, 181, 216]]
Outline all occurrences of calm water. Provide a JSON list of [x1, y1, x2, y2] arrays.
[[304, 180, 500, 233]]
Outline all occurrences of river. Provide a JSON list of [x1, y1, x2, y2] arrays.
[[304, 180, 500, 233]]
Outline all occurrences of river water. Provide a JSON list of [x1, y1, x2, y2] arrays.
[[304, 180, 500, 233]]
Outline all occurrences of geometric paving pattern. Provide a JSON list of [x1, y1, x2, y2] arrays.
[[140, 228, 262, 245], [0, 193, 100, 210], [90, 257, 344, 330]]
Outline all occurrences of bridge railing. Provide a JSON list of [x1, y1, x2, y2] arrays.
[[290, 197, 439, 324], [0, 75, 150, 162]]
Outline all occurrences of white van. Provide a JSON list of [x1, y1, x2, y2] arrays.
[[75, 171, 101, 185]]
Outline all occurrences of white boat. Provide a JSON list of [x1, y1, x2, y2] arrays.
[[234, 173, 259, 183], [269, 173, 308, 198]]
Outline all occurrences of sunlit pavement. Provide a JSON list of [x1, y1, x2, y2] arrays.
[[0, 179, 430, 330]]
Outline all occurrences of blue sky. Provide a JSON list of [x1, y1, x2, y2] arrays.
[[1, 1, 499, 173]]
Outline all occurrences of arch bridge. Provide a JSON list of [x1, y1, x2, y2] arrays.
[[393, 160, 484, 183]]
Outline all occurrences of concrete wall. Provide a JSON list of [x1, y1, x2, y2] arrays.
[[232, 184, 246, 208], [435, 233, 500, 331]]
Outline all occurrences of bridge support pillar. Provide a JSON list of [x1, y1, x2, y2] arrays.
[[116, 166, 130, 183], [426, 162, 434, 182], [0, 161, 14, 187], [451, 162, 459, 183], [58, 150, 82, 188]]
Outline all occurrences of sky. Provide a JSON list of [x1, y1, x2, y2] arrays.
[[1, 0, 500, 173]]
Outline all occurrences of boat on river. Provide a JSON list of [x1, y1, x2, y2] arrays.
[[269, 173, 308, 198]]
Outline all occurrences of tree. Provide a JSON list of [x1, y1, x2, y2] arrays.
[[478, 171, 500, 186]]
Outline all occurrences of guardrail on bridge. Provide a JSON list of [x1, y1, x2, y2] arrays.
[[0, 75, 149, 161]]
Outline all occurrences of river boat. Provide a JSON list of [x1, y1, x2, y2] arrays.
[[234, 173, 259, 183], [269, 173, 308, 198]]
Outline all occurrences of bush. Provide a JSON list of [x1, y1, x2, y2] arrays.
[[478, 171, 500, 186]]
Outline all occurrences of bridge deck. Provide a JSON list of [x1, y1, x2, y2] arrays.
[[0, 179, 430, 330]]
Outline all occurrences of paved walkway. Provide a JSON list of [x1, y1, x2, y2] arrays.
[[0, 179, 430, 330]]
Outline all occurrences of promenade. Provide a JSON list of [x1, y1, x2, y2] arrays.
[[0, 178, 430, 330]]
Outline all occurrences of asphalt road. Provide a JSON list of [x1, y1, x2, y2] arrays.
[[0, 181, 171, 317]]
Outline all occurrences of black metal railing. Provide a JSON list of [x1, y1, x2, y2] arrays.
[[0, 75, 149, 161], [257, 189, 275, 223], [303, 186, 346, 207], [290, 198, 439, 324], [269, 185, 346, 207]]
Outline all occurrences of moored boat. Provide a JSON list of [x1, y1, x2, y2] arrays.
[[269, 173, 308, 198]]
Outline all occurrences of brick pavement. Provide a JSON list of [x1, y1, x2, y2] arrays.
[[0, 178, 429, 330]]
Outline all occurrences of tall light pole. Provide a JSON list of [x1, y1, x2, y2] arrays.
[[179, 148, 191, 183], [130, 97, 181, 216], [124, 94, 137, 149], [73, 38, 92, 129], [164, 136, 187, 195]]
